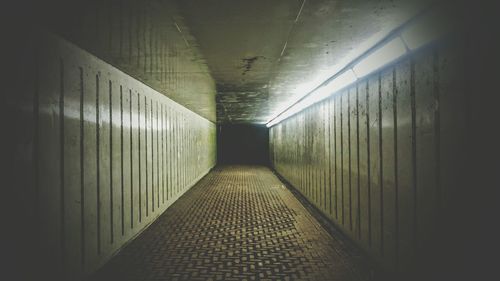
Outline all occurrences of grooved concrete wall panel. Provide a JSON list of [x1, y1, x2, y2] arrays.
[[394, 59, 415, 272], [34, 32, 216, 278], [358, 81, 370, 250], [269, 43, 464, 274], [49, 0, 217, 121], [367, 74, 382, 259], [380, 67, 397, 268], [349, 86, 359, 240]]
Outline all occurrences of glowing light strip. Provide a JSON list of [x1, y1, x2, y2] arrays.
[[352, 37, 407, 78], [266, 9, 447, 128], [266, 70, 357, 127]]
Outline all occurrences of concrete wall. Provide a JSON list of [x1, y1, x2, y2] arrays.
[[15, 32, 216, 279], [269, 42, 465, 276], [37, 0, 217, 122]]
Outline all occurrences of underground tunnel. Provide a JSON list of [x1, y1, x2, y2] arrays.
[[2, 0, 499, 280]]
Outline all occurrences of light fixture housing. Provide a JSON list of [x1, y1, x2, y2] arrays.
[[321, 70, 357, 97], [266, 8, 448, 128], [352, 37, 407, 78]]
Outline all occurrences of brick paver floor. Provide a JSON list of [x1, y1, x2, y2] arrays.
[[89, 166, 372, 281]]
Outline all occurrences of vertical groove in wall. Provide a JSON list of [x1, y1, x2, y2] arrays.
[[59, 59, 66, 268], [324, 104, 328, 211], [366, 81, 372, 247], [186, 121, 188, 182], [156, 102, 160, 209], [348, 91, 352, 231], [167, 107, 170, 201], [309, 110, 312, 199], [167, 108, 169, 196], [166, 106, 169, 198], [96, 74, 101, 255], [129, 90, 133, 229], [151, 101, 155, 212], [174, 114, 177, 195], [178, 114, 180, 193], [185, 117, 187, 188], [378, 74, 384, 255], [176, 115, 179, 195], [138, 94, 142, 222], [79, 67, 85, 268], [410, 59, 418, 252], [182, 116, 184, 190], [392, 67, 399, 270], [340, 95, 344, 225], [333, 98, 337, 219], [305, 114, 308, 197], [145, 97, 148, 217], [315, 109, 318, 205], [161, 104, 165, 204], [327, 103, 331, 215], [109, 80, 114, 244], [356, 85, 361, 240], [120, 86, 124, 236], [316, 105, 321, 206], [167, 108, 170, 200], [171, 109, 174, 199], [167, 106, 174, 198], [317, 108, 320, 205], [183, 116, 186, 187]]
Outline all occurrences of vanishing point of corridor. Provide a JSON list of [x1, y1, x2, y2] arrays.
[[91, 166, 370, 281]]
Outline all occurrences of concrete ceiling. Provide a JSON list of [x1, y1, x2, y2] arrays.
[[46, 0, 433, 124], [47, 0, 218, 122], [175, 0, 432, 123]]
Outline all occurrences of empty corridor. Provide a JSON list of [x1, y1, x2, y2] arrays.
[[89, 166, 374, 281]]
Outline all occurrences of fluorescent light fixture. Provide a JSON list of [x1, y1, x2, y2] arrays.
[[352, 37, 407, 78], [268, 37, 406, 127], [266, 102, 303, 128], [265, 92, 306, 124], [266, 102, 301, 128], [267, 69, 357, 128], [265, 29, 393, 125], [401, 9, 449, 50], [266, 10, 445, 128], [302, 69, 357, 107], [322, 70, 357, 96]]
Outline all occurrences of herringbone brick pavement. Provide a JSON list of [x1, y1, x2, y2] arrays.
[[89, 166, 371, 281]]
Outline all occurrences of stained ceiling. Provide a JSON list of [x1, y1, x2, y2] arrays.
[[47, 0, 433, 124], [49, 0, 218, 122], [175, 0, 432, 123]]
